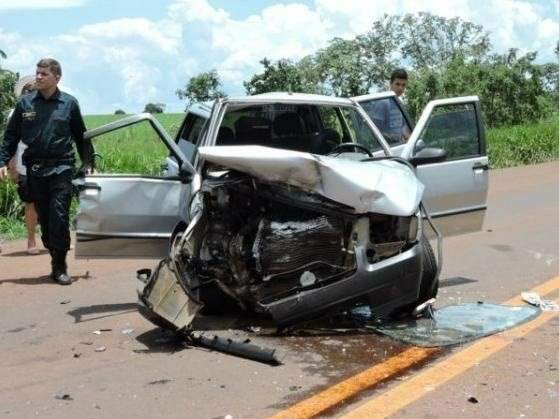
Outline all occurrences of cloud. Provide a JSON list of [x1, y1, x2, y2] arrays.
[[2, 0, 557, 114], [0, 0, 87, 10]]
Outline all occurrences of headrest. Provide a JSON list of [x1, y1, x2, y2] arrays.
[[273, 112, 305, 137], [234, 116, 271, 144]]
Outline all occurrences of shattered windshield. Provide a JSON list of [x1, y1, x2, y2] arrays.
[[216, 103, 384, 155]]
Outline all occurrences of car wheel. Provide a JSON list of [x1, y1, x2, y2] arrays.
[[419, 233, 439, 301], [389, 234, 439, 319]]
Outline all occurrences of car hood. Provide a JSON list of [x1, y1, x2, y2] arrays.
[[199, 146, 424, 216]]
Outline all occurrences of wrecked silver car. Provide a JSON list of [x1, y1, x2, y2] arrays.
[[75, 93, 489, 330]]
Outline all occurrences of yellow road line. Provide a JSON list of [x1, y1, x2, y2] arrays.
[[341, 276, 559, 419], [271, 347, 438, 419], [271, 276, 559, 419]]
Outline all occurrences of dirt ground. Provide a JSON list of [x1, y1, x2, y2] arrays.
[[1, 161, 558, 418]]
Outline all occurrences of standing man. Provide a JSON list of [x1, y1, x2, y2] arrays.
[[0, 58, 93, 285]]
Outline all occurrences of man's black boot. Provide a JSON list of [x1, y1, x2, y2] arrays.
[[51, 250, 72, 285]]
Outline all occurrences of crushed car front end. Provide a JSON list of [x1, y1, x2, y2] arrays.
[[138, 146, 429, 330]]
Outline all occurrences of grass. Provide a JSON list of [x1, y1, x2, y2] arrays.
[[1, 111, 558, 240], [487, 116, 559, 168], [85, 113, 183, 174]]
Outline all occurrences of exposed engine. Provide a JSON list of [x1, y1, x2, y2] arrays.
[[171, 168, 416, 316]]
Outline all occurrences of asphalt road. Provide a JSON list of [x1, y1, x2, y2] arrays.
[[1, 161, 558, 419]]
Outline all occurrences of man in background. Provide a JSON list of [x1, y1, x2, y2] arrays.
[[7, 75, 39, 255], [389, 68, 408, 98], [0, 58, 93, 285]]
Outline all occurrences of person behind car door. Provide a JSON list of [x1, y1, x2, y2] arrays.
[[0, 58, 94, 285], [388, 68, 411, 141]]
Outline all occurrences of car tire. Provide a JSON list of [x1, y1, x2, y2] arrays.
[[389, 234, 439, 319], [419, 233, 439, 301]]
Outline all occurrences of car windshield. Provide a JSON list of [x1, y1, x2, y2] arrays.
[[216, 102, 384, 155]]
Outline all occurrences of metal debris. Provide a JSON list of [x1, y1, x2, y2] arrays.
[[59, 299, 72, 305], [92, 328, 112, 335], [521, 292, 559, 312], [94, 346, 106, 352], [189, 333, 285, 365], [148, 379, 172, 385]]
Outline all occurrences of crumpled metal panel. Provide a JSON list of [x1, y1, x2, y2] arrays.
[[199, 146, 424, 216]]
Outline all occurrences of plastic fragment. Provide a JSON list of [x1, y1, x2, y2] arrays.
[[521, 292, 559, 311], [95, 346, 106, 352]]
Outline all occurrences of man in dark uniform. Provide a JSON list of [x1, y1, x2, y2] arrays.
[[0, 58, 93, 285]]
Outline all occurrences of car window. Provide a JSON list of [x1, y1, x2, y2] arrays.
[[359, 98, 411, 145], [219, 104, 317, 151], [339, 107, 383, 153], [318, 107, 345, 141], [416, 103, 480, 160], [219, 103, 384, 155], [92, 121, 170, 176], [175, 112, 207, 163], [178, 113, 206, 145]]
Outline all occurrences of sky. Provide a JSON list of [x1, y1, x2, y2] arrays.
[[1, 0, 558, 114]]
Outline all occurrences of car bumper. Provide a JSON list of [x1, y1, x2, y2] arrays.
[[258, 240, 423, 327]]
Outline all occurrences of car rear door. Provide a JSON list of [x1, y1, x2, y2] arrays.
[[74, 114, 197, 259], [354, 94, 488, 236]]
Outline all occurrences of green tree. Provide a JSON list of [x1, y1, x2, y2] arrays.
[[176, 70, 225, 107], [243, 58, 321, 95], [406, 50, 548, 127], [540, 41, 559, 107], [143, 103, 165, 114], [399, 12, 491, 69], [0, 49, 17, 129], [314, 38, 367, 97], [114, 109, 126, 115]]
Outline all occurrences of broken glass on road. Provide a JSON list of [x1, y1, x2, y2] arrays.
[[353, 302, 540, 347]]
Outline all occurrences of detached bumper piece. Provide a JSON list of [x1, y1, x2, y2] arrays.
[[138, 259, 202, 332], [258, 242, 423, 327]]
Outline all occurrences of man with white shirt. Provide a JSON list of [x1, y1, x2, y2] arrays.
[[7, 76, 39, 254]]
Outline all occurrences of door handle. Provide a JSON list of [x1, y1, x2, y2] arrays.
[[472, 163, 489, 171]]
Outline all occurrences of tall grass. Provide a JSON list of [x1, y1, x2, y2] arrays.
[[86, 113, 183, 174], [487, 116, 559, 168]]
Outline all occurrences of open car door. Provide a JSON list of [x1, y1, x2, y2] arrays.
[[354, 94, 488, 236], [74, 114, 197, 259]]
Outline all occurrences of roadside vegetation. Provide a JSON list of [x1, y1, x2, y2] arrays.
[[1, 13, 559, 240]]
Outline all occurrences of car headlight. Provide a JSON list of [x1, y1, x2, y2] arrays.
[[408, 213, 419, 242]]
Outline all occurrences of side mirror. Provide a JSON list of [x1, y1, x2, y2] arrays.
[[409, 147, 447, 166], [414, 139, 426, 152]]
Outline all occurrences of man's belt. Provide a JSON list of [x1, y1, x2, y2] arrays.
[[24, 157, 73, 172]]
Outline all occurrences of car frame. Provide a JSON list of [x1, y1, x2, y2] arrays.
[[73, 92, 489, 327]]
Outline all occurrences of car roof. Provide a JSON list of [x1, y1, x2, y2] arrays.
[[186, 91, 387, 118], [226, 92, 355, 107]]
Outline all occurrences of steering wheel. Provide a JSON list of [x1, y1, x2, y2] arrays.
[[328, 142, 373, 157]]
